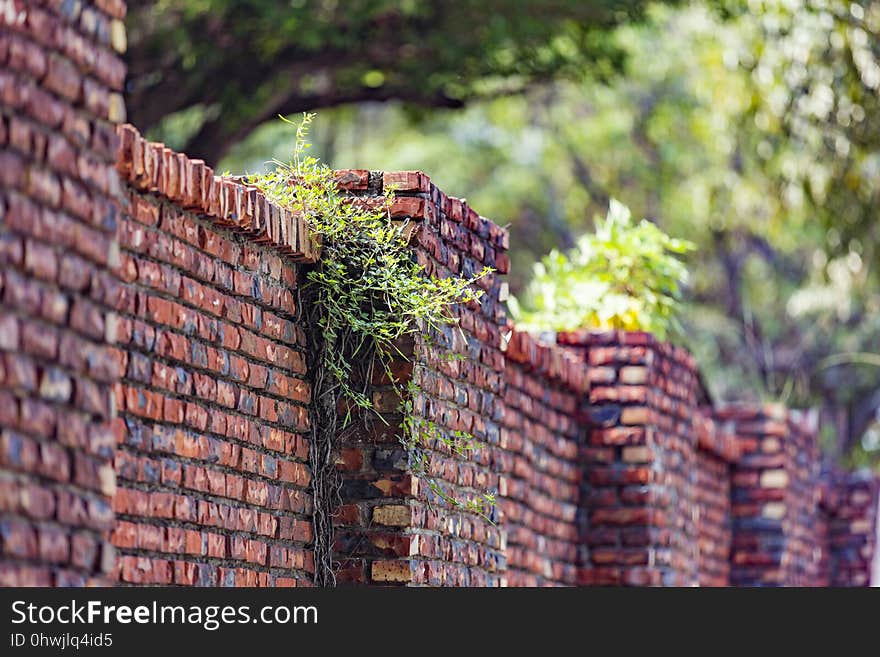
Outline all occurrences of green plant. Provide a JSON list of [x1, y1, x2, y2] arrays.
[[509, 199, 695, 339], [249, 114, 494, 581], [256, 114, 485, 410]]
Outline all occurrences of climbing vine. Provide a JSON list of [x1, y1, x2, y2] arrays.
[[249, 114, 495, 584]]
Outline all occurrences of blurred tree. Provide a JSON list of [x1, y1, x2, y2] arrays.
[[221, 1, 880, 466], [126, 0, 666, 164]]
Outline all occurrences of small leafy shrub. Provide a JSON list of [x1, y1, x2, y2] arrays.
[[509, 199, 695, 339]]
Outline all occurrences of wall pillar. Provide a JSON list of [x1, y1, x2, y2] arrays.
[[823, 469, 880, 586], [333, 171, 509, 586], [719, 404, 824, 586], [559, 330, 701, 586]]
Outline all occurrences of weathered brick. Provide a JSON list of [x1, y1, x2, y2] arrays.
[[1, 31, 873, 593], [371, 560, 412, 583]]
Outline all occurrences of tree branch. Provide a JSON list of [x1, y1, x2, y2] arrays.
[[182, 85, 464, 164]]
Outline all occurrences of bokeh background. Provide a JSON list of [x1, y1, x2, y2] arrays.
[[128, 0, 880, 466]]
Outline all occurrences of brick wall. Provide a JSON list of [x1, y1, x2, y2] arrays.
[[501, 329, 586, 586], [334, 171, 509, 586], [0, 2, 876, 587], [823, 470, 880, 586], [558, 331, 703, 586], [325, 175, 877, 588], [109, 125, 316, 586], [694, 410, 739, 586], [721, 404, 825, 586], [0, 0, 126, 586]]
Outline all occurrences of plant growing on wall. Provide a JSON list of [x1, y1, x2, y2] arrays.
[[249, 114, 493, 583], [509, 199, 695, 339]]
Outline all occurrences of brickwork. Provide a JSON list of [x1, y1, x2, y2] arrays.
[[721, 404, 824, 586], [334, 171, 509, 586], [107, 125, 316, 586], [0, 0, 127, 586], [555, 331, 701, 586], [694, 410, 739, 586], [0, 1, 877, 587], [823, 470, 880, 586], [500, 329, 587, 586]]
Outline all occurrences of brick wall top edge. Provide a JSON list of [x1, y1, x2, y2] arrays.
[[786, 407, 820, 432], [713, 402, 818, 426], [115, 124, 319, 263], [557, 328, 657, 348], [558, 328, 726, 410], [34, 0, 126, 21], [820, 467, 880, 511], [503, 327, 588, 394], [353, 169, 510, 253], [825, 466, 880, 489], [696, 407, 741, 463], [557, 329, 696, 365], [115, 129, 510, 264], [94, 0, 128, 20]]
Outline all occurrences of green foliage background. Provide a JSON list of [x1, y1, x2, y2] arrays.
[[130, 0, 658, 163], [144, 0, 880, 465]]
